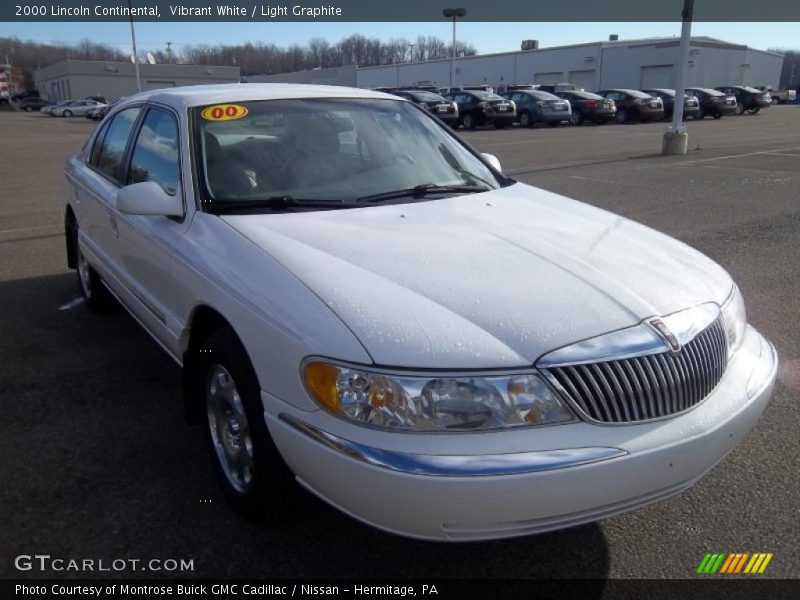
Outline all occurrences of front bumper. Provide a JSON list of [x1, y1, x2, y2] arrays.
[[263, 325, 777, 541]]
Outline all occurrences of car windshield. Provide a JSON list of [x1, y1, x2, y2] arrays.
[[700, 88, 725, 96], [194, 98, 504, 209], [742, 86, 762, 93]]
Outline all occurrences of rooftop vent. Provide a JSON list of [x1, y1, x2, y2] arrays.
[[521, 40, 539, 51], [609, 34, 619, 41]]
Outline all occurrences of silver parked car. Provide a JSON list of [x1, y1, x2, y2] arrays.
[[51, 99, 105, 118]]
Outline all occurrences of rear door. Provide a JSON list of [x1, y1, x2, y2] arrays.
[[72, 105, 143, 289]]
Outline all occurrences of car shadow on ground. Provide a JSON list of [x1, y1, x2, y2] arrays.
[[0, 273, 610, 584]]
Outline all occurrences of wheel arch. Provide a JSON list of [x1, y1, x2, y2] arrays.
[[182, 304, 251, 425]]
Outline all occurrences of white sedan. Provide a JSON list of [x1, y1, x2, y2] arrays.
[[52, 99, 105, 117], [63, 84, 777, 541]]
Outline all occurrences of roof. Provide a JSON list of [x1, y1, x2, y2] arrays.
[[123, 83, 399, 108]]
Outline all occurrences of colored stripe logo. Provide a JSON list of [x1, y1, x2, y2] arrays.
[[696, 552, 773, 574]]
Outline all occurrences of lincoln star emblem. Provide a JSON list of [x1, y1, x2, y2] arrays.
[[651, 318, 681, 352]]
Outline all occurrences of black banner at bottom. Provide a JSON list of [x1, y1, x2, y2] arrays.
[[4, 579, 800, 600]]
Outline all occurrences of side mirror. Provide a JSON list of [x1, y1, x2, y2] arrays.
[[117, 181, 183, 217], [480, 152, 502, 173]]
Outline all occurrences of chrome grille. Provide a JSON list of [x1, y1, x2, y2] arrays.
[[543, 317, 727, 423]]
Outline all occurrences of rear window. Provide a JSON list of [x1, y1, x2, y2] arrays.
[[742, 86, 762, 93], [91, 106, 141, 183], [568, 91, 604, 100], [472, 91, 504, 101], [623, 90, 653, 99], [528, 91, 560, 101], [409, 92, 447, 103]]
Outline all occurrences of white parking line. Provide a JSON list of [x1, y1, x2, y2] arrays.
[[58, 297, 84, 311], [675, 147, 800, 165]]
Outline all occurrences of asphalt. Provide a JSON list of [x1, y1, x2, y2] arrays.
[[1, 107, 798, 581]]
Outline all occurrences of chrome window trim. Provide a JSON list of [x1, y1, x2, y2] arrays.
[[279, 414, 627, 477]]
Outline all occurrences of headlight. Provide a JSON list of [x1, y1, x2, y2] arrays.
[[303, 362, 575, 431], [721, 284, 746, 357]]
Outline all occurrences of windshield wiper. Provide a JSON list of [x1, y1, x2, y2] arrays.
[[357, 183, 490, 204], [208, 196, 362, 213]]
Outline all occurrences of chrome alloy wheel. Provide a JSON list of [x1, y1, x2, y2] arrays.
[[77, 247, 93, 298], [206, 364, 254, 493]]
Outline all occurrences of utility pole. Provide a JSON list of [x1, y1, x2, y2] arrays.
[[662, 0, 693, 155], [408, 43, 415, 63], [443, 8, 465, 88], [128, 0, 141, 92]]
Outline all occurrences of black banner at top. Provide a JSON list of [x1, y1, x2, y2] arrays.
[[3, 0, 800, 22]]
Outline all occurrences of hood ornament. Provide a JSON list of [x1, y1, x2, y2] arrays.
[[650, 318, 681, 352]]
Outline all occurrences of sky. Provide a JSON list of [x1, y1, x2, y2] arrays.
[[1, 22, 797, 56]]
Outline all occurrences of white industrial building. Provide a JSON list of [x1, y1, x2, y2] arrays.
[[34, 60, 241, 102], [251, 36, 784, 92]]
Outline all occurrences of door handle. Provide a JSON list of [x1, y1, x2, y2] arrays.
[[109, 214, 119, 237]]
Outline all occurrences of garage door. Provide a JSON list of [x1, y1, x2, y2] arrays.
[[534, 72, 563, 85], [568, 69, 596, 91], [640, 65, 674, 89]]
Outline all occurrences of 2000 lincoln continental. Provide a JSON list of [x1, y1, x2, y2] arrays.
[[63, 84, 777, 541]]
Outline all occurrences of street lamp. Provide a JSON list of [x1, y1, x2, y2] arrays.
[[442, 7, 466, 88]]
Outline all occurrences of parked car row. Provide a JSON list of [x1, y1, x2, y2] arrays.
[[385, 83, 779, 130]]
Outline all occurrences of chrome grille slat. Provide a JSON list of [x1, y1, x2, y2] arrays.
[[544, 316, 728, 423]]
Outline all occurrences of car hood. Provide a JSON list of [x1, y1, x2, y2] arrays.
[[221, 183, 731, 369]]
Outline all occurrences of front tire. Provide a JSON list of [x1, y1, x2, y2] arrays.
[[570, 111, 583, 125], [615, 108, 629, 124], [771, 96, 780, 105], [198, 328, 295, 521], [747, 107, 760, 114], [63, 110, 73, 117], [519, 111, 532, 128], [462, 113, 476, 130], [735, 103, 745, 115]]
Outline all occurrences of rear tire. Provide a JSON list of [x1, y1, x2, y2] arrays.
[[63, 110, 73, 117], [462, 113, 476, 130], [615, 108, 629, 124], [519, 111, 532, 128], [197, 328, 295, 521], [570, 111, 583, 125], [695, 106, 705, 120], [713, 112, 722, 119], [771, 96, 780, 105], [735, 103, 745, 115], [747, 107, 760, 114]]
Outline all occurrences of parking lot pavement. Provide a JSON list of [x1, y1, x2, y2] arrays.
[[1, 107, 798, 579]]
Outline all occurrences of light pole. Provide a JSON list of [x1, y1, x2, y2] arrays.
[[128, 0, 141, 92], [442, 8, 465, 88], [408, 43, 415, 63], [662, 0, 693, 155]]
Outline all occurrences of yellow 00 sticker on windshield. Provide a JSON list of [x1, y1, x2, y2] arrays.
[[201, 104, 249, 121]]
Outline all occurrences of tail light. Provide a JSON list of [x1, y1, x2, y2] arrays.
[[478, 101, 489, 108], [710, 96, 720, 102], [634, 98, 647, 105], [585, 100, 597, 108], [535, 101, 546, 107], [419, 102, 429, 109]]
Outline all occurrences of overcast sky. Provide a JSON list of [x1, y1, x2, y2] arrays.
[[1, 22, 796, 56]]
